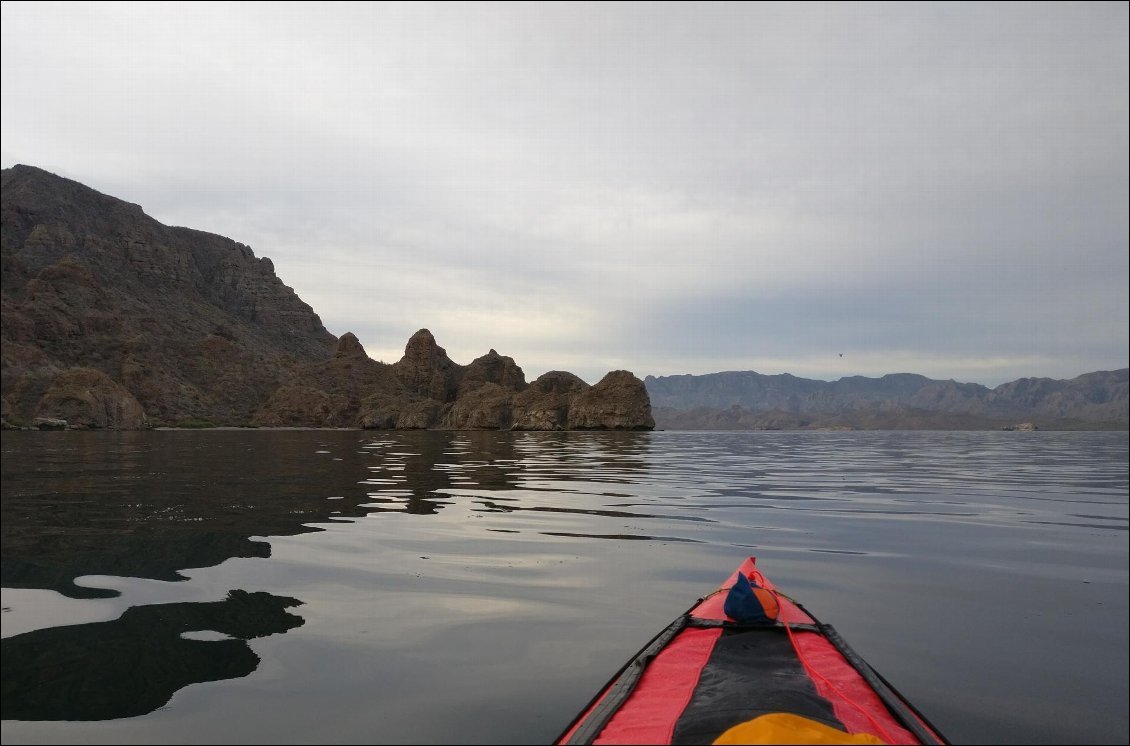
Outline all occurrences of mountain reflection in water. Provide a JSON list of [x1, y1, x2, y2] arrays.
[[1, 589, 303, 720], [1, 429, 1124, 745], [1, 431, 372, 598], [0, 429, 653, 725], [1, 430, 646, 598]]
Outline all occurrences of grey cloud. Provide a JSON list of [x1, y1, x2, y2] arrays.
[[2, 2, 1125, 386]]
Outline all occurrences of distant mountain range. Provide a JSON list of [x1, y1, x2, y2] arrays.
[[645, 369, 1128, 430]]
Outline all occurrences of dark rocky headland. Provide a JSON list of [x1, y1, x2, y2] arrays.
[[1, 165, 653, 431]]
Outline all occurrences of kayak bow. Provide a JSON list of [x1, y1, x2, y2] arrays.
[[556, 557, 947, 745]]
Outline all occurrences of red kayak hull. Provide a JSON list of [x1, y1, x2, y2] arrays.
[[556, 557, 946, 745]]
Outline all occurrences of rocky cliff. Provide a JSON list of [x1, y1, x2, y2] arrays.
[[2, 165, 338, 427], [1, 165, 654, 431], [254, 328, 654, 431]]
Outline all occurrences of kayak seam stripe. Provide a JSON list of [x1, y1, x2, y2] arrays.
[[564, 614, 691, 745]]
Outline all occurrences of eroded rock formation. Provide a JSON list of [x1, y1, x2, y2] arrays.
[[511, 371, 590, 430], [568, 370, 656, 430], [34, 367, 148, 429], [257, 329, 654, 431]]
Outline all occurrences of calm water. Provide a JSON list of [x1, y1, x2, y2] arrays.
[[1, 430, 1126, 745]]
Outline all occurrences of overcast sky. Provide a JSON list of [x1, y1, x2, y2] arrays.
[[2, 2, 1127, 385]]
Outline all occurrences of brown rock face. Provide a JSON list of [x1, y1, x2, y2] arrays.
[[333, 332, 369, 361], [441, 382, 515, 429], [2, 165, 336, 427], [461, 349, 527, 394], [253, 385, 333, 427], [34, 367, 148, 429], [257, 330, 653, 431], [253, 332, 395, 428], [567, 370, 656, 430], [391, 329, 462, 402], [394, 399, 442, 429], [511, 371, 590, 430]]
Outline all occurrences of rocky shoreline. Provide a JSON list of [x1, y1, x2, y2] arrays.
[[2, 327, 655, 432], [252, 328, 654, 431], [1, 166, 653, 432]]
